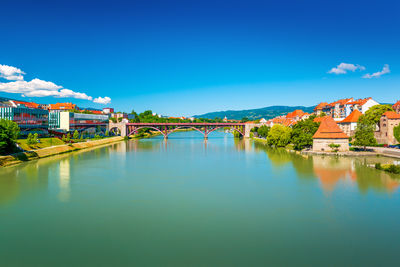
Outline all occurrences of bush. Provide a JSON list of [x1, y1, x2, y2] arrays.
[[267, 125, 292, 147], [73, 130, 79, 140], [257, 126, 270, 138], [375, 163, 382, 170], [0, 119, 20, 154], [387, 164, 400, 174]]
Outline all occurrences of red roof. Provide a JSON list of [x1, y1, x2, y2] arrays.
[[313, 116, 327, 123], [286, 109, 304, 119], [13, 100, 40, 109], [49, 103, 77, 110], [347, 97, 371, 106], [383, 111, 400, 119], [393, 100, 400, 109], [313, 116, 349, 139], [327, 98, 353, 107], [339, 110, 362, 123], [314, 102, 328, 111]]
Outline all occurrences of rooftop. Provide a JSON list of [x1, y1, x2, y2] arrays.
[[313, 116, 349, 139], [383, 111, 400, 119], [339, 109, 362, 123]]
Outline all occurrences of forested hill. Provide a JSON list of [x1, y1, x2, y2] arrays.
[[193, 105, 316, 120]]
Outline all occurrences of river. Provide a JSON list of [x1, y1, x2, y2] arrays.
[[1, 131, 400, 266]]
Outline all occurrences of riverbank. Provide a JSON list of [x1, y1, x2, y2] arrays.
[[252, 137, 400, 159], [0, 136, 124, 167]]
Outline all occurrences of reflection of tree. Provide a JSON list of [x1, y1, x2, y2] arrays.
[[354, 161, 399, 194], [0, 161, 49, 206], [264, 147, 293, 167]]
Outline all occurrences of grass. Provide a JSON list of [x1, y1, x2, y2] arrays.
[[17, 138, 65, 151]]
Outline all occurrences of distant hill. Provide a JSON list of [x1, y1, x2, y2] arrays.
[[193, 105, 316, 120]]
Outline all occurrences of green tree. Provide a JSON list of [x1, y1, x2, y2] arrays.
[[66, 133, 71, 142], [27, 133, 37, 145], [394, 124, 400, 144], [241, 117, 249, 123], [0, 119, 20, 155], [73, 130, 79, 139], [291, 117, 320, 150], [105, 130, 109, 137], [33, 133, 39, 144], [363, 104, 393, 126], [257, 125, 270, 138], [354, 117, 377, 150], [267, 125, 292, 147]]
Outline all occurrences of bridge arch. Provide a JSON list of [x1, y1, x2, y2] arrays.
[[166, 126, 206, 137], [206, 126, 244, 137], [127, 126, 167, 137]]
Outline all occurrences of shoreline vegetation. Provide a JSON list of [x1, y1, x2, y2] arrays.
[[0, 136, 123, 167], [0, 128, 196, 167]]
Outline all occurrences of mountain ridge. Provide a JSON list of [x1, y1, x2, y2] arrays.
[[193, 105, 316, 120]]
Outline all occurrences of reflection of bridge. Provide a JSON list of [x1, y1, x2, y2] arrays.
[[109, 122, 253, 139]]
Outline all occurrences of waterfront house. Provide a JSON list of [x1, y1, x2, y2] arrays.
[[393, 100, 400, 113], [314, 102, 328, 116], [337, 109, 362, 137], [312, 116, 349, 152], [376, 111, 400, 145], [345, 97, 379, 116]]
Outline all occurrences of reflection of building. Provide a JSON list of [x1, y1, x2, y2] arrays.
[[313, 116, 349, 152], [58, 159, 70, 202], [0, 106, 49, 136], [312, 156, 356, 192], [49, 111, 109, 133]]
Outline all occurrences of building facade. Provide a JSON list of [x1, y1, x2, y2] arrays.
[[0, 106, 49, 136], [376, 111, 400, 145], [49, 111, 109, 134], [313, 116, 349, 152]]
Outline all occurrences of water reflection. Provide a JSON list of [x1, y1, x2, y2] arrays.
[[253, 141, 400, 194], [58, 159, 70, 202]]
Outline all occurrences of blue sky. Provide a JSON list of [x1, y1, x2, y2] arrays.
[[0, 0, 399, 116]]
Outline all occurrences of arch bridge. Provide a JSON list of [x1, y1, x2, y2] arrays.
[[110, 122, 252, 139]]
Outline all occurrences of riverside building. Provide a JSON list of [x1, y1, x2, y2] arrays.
[[49, 111, 109, 135]]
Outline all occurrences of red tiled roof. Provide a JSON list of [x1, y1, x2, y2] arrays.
[[313, 116, 327, 123], [313, 116, 349, 139], [383, 111, 400, 119], [339, 110, 362, 123], [347, 97, 371, 106], [286, 109, 304, 118], [13, 100, 40, 109], [49, 103, 77, 110], [314, 102, 328, 111], [393, 100, 400, 109], [327, 98, 353, 107]]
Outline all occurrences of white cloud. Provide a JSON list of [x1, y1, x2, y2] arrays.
[[362, 64, 390, 79], [0, 63, 111, 104], [0, 78, 92, 100], [93, 96, 111, 104], [0, 64, 25, 81], [328, 63, 366, 74]]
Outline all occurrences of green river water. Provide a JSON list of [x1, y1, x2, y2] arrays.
[[1, 131, 400, 266]]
